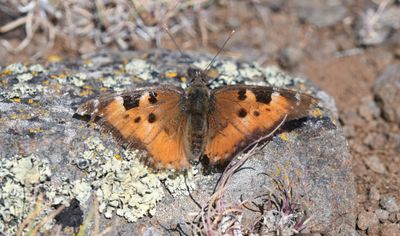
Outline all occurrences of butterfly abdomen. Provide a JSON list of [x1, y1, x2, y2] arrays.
[[185, 85, 210, 161]]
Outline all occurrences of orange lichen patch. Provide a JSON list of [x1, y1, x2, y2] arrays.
[[311, 108, 323, 118], [10, 112, 33, 120], [0, 69, 12, 76], [84, 59, 92, 65], [12, 98, 21, 103], [42, 80, 49, 86], [31, 71, 38, 76], [29, 127, 44, 134], [165, 71, 178, 78], [28, 99, 34, 104], [180, 76, 187, 83], [80, 89, 93, 97], [100, 87, 109, 92], [83, 85, 92, 90], [47, 55, 62, 62], [280, 132, 289, 142], [113, 154, 123, 160]]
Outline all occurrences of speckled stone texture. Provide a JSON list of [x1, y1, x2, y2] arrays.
[[0, 50, 356, 235]]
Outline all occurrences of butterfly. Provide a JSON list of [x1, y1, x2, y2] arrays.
[[76, 67, 318, 170]]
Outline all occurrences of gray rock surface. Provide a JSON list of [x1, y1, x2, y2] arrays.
[[294, 0, 348, 27], [0, 50, 356, 235], [373, 64, 400, 123]]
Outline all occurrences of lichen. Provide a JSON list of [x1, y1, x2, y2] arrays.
[[0, 154, 53, 235], [125, 59, 154, 81], [4, 63, 28, 74], [263, 66, 305, 87], [238, 63, 264, 80], [71, 136, 197, 222]]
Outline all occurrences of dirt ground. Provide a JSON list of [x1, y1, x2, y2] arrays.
[[1, 0, 399, 235]]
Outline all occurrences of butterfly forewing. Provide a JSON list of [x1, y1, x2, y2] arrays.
[[205, 85, 318, 165], [77, 86, 191, 169]]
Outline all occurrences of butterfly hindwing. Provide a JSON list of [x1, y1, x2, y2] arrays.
[[205, 85, 318, 165], [77, 86, 190, 169]]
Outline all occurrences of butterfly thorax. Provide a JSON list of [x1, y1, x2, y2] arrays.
[[184, 81, 210, 162]]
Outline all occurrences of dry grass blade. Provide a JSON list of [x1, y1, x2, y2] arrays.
[[16, 193, 44, 236]]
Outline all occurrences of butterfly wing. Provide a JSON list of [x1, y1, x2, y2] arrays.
[[76, 86, 190, 169], [205, 85, 318, 165]]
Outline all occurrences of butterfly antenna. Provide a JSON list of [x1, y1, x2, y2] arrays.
[[163, 26, 184, 56], [203, 29, 236, 73]]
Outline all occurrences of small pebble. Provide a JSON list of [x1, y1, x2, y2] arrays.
[[363, 133, 387, 150], [369, 186, 381, 202], [358, 98, 380, 120], [343, 125, 356, 138], [367, 224, 380, 236], [375, 209, 389, 222], [380, 196, 399, 213], [278, 47, 304, 68], [363, 156, 387, 174], [388, 213, 397, 223], [357, 211, 379, 230], [380, 223, 400, 236]]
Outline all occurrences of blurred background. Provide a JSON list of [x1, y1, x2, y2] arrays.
[[1, 0, 400, 234]]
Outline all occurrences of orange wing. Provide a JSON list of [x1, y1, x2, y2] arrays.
[[205, 85, 318, 165], [76, 86, 190, 169]]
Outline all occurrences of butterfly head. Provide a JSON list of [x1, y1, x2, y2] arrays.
[[187, 67, 209, 86]]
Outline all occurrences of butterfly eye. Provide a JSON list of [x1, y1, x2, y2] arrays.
[[188, 67, 200, 79]]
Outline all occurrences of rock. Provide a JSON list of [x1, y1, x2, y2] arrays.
[[343, 125, 356, 139], [380, 196, 400, 213], [375, 209, 389, 222], [369, 186, 381, 202], [357, 4, 400, 46], [363, 133, 387, 150], [373, 64, 400, 123], [358, 97, 380, 121], [380, 223, 400, 236], [278, 46, 304, 68], [337, 223, 359, 236], [0, 50, 356, 235], [363, 156, 387, 174], [388, 213, 398, 223], [357, 211, 379, 231], [294, 0, 348, 27], [367, 224, 380, 236]]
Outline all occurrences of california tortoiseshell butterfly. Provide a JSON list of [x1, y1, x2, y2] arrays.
[[76, 65, 318, 170]]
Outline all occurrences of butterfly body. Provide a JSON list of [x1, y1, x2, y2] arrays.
[[77, 67, 318, 170]]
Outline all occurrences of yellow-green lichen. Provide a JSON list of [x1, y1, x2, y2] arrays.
[[29, 64, 45, 73], [4, 63, 28, 74], [0, 154, 54, 235], [238, 63, 264, 80], [76, 136, 197, 222], [263, 66, 305, 87], [125, 59, 154, 81]]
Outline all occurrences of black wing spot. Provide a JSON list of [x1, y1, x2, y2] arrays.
[[237, 108, 247, 118], [253, 110, 260, 117], [238, 89, 247, 101], [123, 95, 141, 110], [134, 116, 141, 123], [148, 91, 158, 104], [254, 90, 272, 104], [148, 113, 156, 123]]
